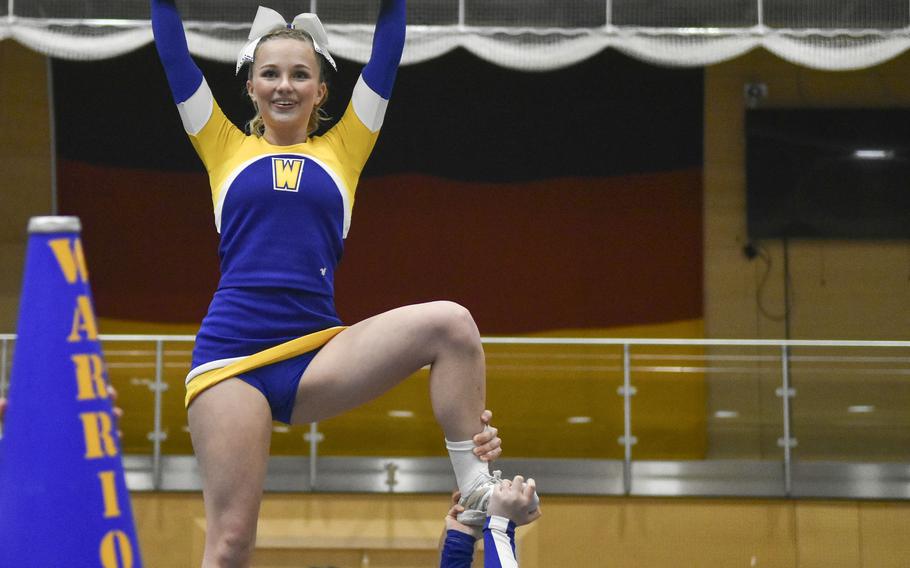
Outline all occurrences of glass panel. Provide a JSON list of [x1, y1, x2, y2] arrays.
[[101, 339, 159, 455], [160, 341, 195, 455], [21, 0, 149, 19], [92, 335, 910, 495], [22, 0, 290, 21], [20, 0, 455, 25], [317, 342, 626, 459], [320, 0, 457, 26], [103, 338, 198, 456], [623, 344, 785, 461], [627, 344, 708, 460], [466, 0, 606, 28], [630, 344, 788, 496], [705, 346, 785, 460], [483, 342, 623, 459], [178, 1, 310, 24], [0, 339, 11, 400], [613, 0, 758, 28], [764, 0, 908, 29], [0, 339, 13, 440], [313, 368, 441, 458], [791, 346, 910, 462]]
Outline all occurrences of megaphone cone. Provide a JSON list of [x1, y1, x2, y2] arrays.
[[0, 216, 142, 567]]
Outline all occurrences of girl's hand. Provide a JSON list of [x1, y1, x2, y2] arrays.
[[473, 409, 502, 462]]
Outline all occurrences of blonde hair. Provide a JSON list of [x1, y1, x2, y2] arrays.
[[246, 28, 331, 138]]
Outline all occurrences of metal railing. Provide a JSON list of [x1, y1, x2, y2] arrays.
[[2, 333, 909, 498]]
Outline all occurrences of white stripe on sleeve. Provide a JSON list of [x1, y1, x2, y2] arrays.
[[487, 516, 518, 568], [177, 79, 214, 136], [351, 75, 389, 133]]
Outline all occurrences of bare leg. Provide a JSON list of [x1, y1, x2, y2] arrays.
[[189, 379, 272, 568], [290, 301, 485, 441]]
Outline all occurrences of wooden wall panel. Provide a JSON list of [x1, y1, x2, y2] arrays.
[[615, 499, 797, 568], [795, 503, 860, 568], [132, 493, 910, 567], [860, 503, 910, 568]]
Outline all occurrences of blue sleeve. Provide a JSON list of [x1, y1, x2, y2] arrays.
[[151, 0, 204, 104], [483, 517, 517, 568], [440, 530, 476, 568], [360, 0, 406, 99]]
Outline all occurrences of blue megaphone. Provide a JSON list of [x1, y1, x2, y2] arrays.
[[0, 216, 142, 567]]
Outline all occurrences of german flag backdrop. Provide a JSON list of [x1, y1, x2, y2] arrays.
[[53, 46, 703, 334]]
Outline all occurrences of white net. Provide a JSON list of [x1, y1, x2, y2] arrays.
[[4, 0, 910, 70]]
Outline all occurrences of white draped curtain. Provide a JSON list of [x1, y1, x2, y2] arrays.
[[2, 0, 909, 70]]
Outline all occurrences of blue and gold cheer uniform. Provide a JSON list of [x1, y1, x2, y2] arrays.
[[151, 0, 405, 422], [440, 516, 519, 568]]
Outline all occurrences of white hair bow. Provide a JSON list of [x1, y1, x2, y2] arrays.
[[235, 6, 337, 75]]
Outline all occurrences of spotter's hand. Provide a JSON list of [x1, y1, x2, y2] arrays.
[[489, 475, 542, 527], [445, 490, 482, 539]]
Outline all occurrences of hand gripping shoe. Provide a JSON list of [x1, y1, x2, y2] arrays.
[[456, 470, 503, 526]]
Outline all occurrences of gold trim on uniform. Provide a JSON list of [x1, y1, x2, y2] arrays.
[[185, 325, 347, 407]]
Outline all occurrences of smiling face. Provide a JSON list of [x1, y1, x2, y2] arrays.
[[246, 37, 327, 145]]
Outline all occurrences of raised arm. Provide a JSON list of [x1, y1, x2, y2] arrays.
[[361, 0, 406, 100], [345, 0, 405, 136], [150, 0, 204, 104], [151, 0, 240, 169]]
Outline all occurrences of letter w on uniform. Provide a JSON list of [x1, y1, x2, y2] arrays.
[[272, 158, 305, 192]]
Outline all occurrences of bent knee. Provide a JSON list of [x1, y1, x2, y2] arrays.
[[208, 519, 257, 564], [425, 301, 481, 352]]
